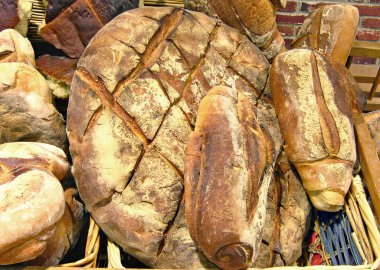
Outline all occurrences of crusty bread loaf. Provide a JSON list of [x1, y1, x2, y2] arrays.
[[0, 142, 84, 266], [184, 0, 286, 60], [185, 86, 271, 269], [270, 49, 356, 212], [0, 91, 66, 149], [36, 55, 78, 99], [364, 111, 380, 158], [40, 0, 139, 58], [0, 62, 51, 103], [292, 4, 359, 65], [0, 142, 68, 264], [0, 29, 35, 66], [67, 7, 269, 267]]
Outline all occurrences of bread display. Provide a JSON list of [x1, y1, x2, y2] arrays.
[[67, 7, 270, 267], [292, 4, 359, 65], [270, 49, 356, 212], [185, 86, 272, 269], [36, 55, 78, 99], [0, 29, 35, 66], [0, 0, 32, 37], [184, 0, 286, 60], [40, 0, 139, 58], [364, 111, 380, 158], [0, 142, 80, 265]]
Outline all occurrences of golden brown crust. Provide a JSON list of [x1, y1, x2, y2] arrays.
[[0, 142, 70, 265], [184, 86, 269, 269], [292, 4, 359, 65], [270, 49, 356, 212], [364, 111, 380, 158], [67, 7, 270, 267], [184, 0, 285, 60], [0, 29, 35, 66]]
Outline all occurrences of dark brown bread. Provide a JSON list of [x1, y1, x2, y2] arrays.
[[292, 4, 359, 65], [270, 49, 356, 212], [36, 55, 78, 99], [184, 0, 286, 60], [0, 0, 19, 32], [184, 86, 271, 269], [67, 7, 269, 267], [40, 0, 139, 58]]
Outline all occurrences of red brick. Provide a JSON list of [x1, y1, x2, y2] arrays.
[[278, 24, 294, 36], [369, 0, 380, 3], [276, 14, 307, 24], [355, 5, 380, 16], [279, 1, 298, 12], [362, 18, 380, 29], [352, 57, 377, 65], [356, 30, 380, 41]]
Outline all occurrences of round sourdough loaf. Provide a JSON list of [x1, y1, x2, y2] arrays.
[[67, 7, 308, 267], [0, 29, 35, 66]]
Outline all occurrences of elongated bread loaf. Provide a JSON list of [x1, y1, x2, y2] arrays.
[[270, 49, 356, 212], [185, 86, 271, 269], [292, 4, 359, 65]]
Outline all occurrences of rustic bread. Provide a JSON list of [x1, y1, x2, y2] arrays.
[[40, 0, 139, 58], [292, 4, 359, 65], [0, 143, 84, 266], [270, 49, 356, 212], [0, 62, 51, 103], [0, 142, 68, 264], [254, 152, 311, 267], [184, 86, 272, 269], [13, 0, 32, 37], [184, 0, 286, 60], [364, 111, 380, 158], [0, 91, 66, 149], [0, 29, 35, 66], [67, 7, 269, 267], [36, 55, 78, 99]]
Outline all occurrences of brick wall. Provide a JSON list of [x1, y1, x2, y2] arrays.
[[276, 0, 380, 65]]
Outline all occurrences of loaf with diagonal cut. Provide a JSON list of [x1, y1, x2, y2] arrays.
[[0, 142, 83, 265], [184, 0, 286, 60], [67, 7, 270, 267], [292, 4, 359, 65], [184, 86, 271, 269], [270, 49, 356, 212]]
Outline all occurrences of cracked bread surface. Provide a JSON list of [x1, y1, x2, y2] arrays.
[[68, 7, 270, 267]]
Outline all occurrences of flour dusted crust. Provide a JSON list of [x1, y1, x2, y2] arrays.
[[67, 7, 270, 267], [270, 49, 356, 212], [0, 63, 51, 103], [184, 0, 286, 60], [364, 111, 380, 158], [0, 29, 35, 66], [292, 4, 359, 65], [184, 86, 270, 269]]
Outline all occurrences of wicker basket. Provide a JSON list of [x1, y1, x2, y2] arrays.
[[22, 0, 380, 269]]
